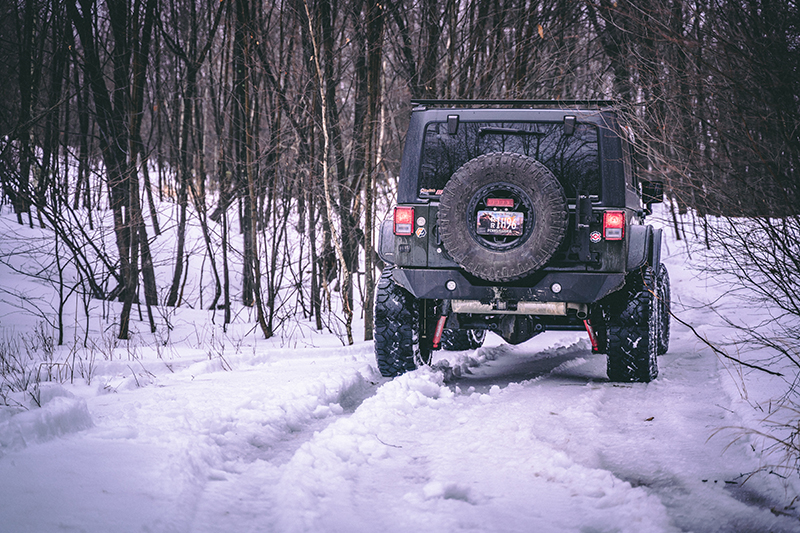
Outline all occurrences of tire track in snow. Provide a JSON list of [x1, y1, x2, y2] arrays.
[[83, 343, 384, 533], [194, 339, 598, 532], [435, 333, 800, 533], [187, 363, 385, 533], [266, 343, 679, 533], [183, 347, 386, 531], [195, 330, 800, 533], [582, 350, 800, 533]]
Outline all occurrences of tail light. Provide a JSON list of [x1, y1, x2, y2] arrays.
[[603, 211, 625, 240], [486, 198, 515, 208], [394, 206, 414, 236]]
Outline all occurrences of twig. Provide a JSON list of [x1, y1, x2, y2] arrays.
[[645, 282, 783, 377], [669, 308, 783, 376], [376, 435, 402, 448]]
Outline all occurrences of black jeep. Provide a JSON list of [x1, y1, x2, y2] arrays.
[[375, 100, 669, 382]]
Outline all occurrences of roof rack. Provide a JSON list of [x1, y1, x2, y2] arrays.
[[410, 99, 618, 108]]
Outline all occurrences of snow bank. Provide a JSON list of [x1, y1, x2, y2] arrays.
[[0, 383, 93, 456]]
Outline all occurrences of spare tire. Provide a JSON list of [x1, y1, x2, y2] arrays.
[[438, 152, 568, 282]]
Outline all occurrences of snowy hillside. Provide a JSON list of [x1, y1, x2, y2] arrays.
[[1, 204, 800, 533]]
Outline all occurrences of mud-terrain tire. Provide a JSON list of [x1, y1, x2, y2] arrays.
[[438, 152, 568, 282], [605, 267, 658, 383], [374, 267, 420, 377], [440, 328, 486, 351], [656, 264, 670, 356]]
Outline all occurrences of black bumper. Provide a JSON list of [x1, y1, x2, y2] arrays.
[[392, 268, 625, 303]]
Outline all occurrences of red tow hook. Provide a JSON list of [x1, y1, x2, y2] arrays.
[[432, 315, 448, 349], [583, 319, 599, 352]]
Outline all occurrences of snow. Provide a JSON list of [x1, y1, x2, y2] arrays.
[[2, 204, 800, 532]]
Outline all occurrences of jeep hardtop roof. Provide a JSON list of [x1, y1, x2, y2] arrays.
[[409, 99, 619, 108], [398, 101, 629, 206]]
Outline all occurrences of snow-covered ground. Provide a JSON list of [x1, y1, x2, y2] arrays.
[[1, 205, 800, 532]]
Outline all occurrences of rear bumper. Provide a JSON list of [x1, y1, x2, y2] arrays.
[[392, 268, 625, 304]]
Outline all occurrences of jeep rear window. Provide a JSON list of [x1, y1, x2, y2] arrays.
[[419, 121, 600, 199]]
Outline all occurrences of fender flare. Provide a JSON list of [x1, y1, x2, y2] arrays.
[[377, 218, 396, 265], [627, 224, 662, 272], [649, 227, 663, 270], [626, 225, 650, 272]]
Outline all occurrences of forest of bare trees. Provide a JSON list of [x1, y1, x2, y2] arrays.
[[0, 0, 797, 346]]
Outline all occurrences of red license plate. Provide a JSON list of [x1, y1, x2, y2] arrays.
[[476, 211, 524, 236]]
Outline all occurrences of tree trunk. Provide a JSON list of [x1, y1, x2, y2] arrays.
[[363, 0, 384, 341], [304, 0, 354, 345]]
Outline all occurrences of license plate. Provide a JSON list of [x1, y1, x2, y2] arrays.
[[476, 211, 524, 236]]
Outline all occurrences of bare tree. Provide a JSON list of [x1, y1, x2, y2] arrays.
[[67, 0, 159, 339], [160, 0, 224, 308]]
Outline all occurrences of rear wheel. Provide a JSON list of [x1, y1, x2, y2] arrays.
[[605, 267, 658, 383], [656, 264, 671, 356], [374, 267, 420, 377]]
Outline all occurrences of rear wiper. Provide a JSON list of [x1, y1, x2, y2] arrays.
[[478, 127, 544, 136]]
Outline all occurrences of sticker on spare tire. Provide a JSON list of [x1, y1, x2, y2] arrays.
[[476, 210, 524, 236]]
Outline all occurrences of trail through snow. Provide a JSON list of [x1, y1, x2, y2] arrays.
[[1, 330, 798, 532]]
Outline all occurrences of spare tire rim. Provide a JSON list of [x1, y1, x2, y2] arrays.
[[466, 182, 534, 251]]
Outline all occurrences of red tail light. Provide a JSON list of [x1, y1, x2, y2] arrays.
[[486, 198, 515, 208], [603, 211, 625, 240], [394, 206, 414, 236]]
